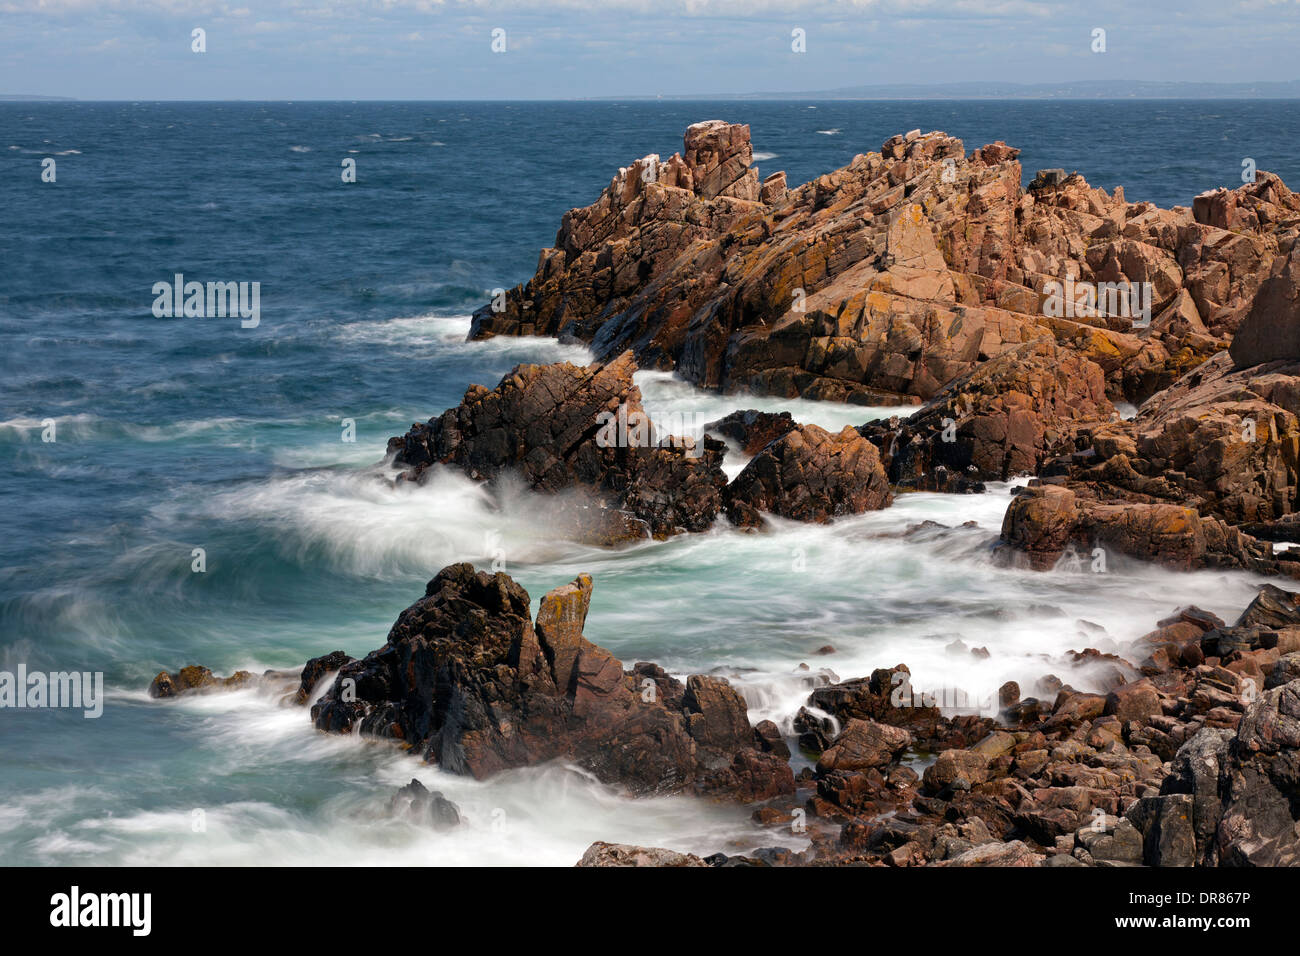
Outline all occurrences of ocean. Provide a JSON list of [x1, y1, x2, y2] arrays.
[[0, 100, 1294, 865]]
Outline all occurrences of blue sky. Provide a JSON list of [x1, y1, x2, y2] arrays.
[[2, 0, 1299, 100]]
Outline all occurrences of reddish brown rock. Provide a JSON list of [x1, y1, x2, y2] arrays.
[[466, 122, 1296, 415], [1052, 350, 1300, 530], [724, 423, 893, 526], [467, 121, 769, 352], [816, 719, 912, 773], [922, 750, 991, 793], [1105, 678, 1164, 727], [861, 337, 1112, 489], [996, 483, 1279, 573]]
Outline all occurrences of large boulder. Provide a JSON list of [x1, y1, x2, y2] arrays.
[[816, 718, 912, 773], [311, 564, 793, 801], [724, 423, 893, 526]]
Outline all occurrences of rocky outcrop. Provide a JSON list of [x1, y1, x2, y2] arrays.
[[995, 482, 1281, 573], [421, 124, 1300, 562], [389, 354, 904, 537], [1192, 170, 1300, 249], [387, 352, 727, 540], [148, 664, 255, 699], [149, 658, 346, 705], [465, 122, 1296, 411], [467, 120, 767, 356], [724, 423, 893, 526], [310, 564, 793, 801], [1055, 352, 1300, 527]]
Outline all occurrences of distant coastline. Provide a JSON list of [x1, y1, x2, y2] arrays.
[[597, 79, 1300, 101]]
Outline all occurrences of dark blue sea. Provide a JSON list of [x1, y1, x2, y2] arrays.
[[0, 101, 1292, 864]]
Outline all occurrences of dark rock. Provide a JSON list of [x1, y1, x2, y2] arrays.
[[1128, 793, 1196, 866], [387, 352, 727, 541], [1229, 246, 1300, 368], [1267, 652, 1300, 690], [704, 409, 796, 456], [753, 719, 792, 759], [291, 650, 353, 706], [389, 779, 461, 830], [311, 564, 793, 801], [1233, 584, 1300, 630]]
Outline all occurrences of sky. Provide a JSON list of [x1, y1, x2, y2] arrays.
[[2, 0, 1300, 100]]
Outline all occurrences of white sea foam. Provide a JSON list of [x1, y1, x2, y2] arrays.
[[2, 686, 799, 866], [334, 313, 593, 366]]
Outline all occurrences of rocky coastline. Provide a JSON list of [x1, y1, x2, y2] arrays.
[[151, 120, 1300, 866]]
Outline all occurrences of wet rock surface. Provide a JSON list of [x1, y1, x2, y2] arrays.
[[387, 351, 727, 541], [576, 841, 708, 867], [389, 779, 461, 831]]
